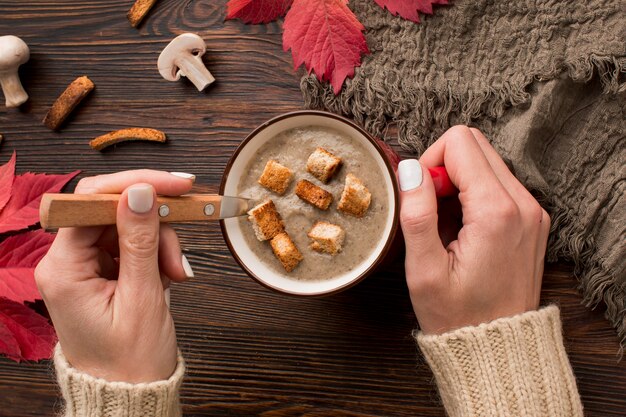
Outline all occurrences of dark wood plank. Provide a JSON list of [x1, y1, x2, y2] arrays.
[[0, 1, 624, 416]]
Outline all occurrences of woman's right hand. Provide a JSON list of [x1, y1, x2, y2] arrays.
[[397, 126, 550, 335], [35, 170, 195, 383]]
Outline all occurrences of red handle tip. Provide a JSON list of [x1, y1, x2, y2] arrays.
[[428, 166, 456, 197]]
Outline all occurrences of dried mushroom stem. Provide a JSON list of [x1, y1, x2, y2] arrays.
[[0, 71, 28, 108], [127, 0, 159, 27], [176, 55, 215, 91], [90, 128, 166, 151], [0, 35, 30, 108], [43, 76, 95, 131]]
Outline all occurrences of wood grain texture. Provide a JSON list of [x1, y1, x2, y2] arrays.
[[0, 1, 624, 416]]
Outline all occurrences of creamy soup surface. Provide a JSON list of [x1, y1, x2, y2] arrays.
[[237, 126, 389, 281]]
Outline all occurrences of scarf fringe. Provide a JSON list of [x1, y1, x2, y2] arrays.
[[301, 53, 626, 350], [542, 195, 626, 355], [301, 54, 625, 153], [566, 55, 626, 94]]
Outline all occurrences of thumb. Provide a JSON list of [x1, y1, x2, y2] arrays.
[[117, 184, 162, 295], [398, 160, 448, 270]]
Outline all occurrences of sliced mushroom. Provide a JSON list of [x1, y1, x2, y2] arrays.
[[158, 33, 215, 92], [0, 36, 30, 108]]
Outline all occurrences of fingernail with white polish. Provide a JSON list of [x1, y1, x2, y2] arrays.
[[182, 255, 194, 279], [170, 172, 196, 182], [164, 288, 171, 308], [398, 159, 423, 191], [128, 184, 154, 213]]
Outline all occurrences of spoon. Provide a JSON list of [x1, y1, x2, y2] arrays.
[[40, 167, 455, 229], [39, 194, 250, 229]]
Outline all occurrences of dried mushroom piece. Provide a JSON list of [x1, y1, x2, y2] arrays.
[[127, 0, 159, 28], [43, 76, 95, 131], [89, 128, 166, 151]]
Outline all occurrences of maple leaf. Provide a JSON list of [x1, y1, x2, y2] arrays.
[[226, 0, 294, 24], [0, 297, 56, 362], [0, 230, 55, 304], [0, 320, 20, 361], [283, 0, 369, 94], [0, 152, 16, 212], [0, 170, 79, 234], [374, 0, 448, 23]]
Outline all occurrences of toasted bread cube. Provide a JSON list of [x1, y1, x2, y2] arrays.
[[306, 147, 342, 183], [338, 174, 371, 217], [247, 199, 284, 241], [295, 180, 333, 210], [258, 160, 293, 195], [308, 221, 345, 255], [270, 232, 303, 272]]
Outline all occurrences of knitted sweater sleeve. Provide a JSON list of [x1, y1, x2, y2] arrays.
[[416, 305, 583, 417], [54, 344, 185, 417]]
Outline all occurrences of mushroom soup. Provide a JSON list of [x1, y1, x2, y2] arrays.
[[237, 126, 390, 280]]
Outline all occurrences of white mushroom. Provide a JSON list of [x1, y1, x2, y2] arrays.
[[158, 33, 214, 92], [0, 36, 30, 108]]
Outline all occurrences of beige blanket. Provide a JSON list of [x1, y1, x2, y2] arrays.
[[301, 0, 626, 348]]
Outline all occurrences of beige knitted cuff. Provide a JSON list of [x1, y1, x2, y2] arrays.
[[416, 306, 583, 417], [54, 344, 185, 417]]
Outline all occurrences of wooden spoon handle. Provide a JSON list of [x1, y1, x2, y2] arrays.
[[40, 193, 223, 229]]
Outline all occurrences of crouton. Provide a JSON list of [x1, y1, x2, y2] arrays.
[[270, 232, 303, 272], [295, 180, 333, 210], [258, 160, 293, 195], [338, 174, 371, 217], [306, 147, 342, 183], [308, 221, 345, 255], [247, 199, 284, 241]]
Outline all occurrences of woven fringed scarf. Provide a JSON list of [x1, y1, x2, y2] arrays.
[[301, 0, 626, 348]]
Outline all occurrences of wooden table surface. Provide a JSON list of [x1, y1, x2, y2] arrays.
[[1, 1, 624, 416]]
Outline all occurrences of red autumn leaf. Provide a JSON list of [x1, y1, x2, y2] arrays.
[[0, 230, 55, 304], [0, 152, 16, 212], [0, 320, 21, 361], [376, 138, 402, 171], [226, 0, 293, 24], [0, 170, 79, 234], [374, 0, 448, 23], [283, 0, 369, 94], [0, 297, 56, 362]]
